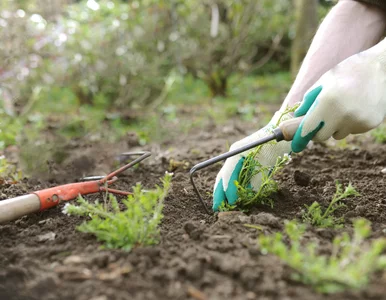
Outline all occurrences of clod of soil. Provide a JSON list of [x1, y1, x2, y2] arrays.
[[293, 169, 311, 186]]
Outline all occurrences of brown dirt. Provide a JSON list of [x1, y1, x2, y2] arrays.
[[1, 119, 386, 300]]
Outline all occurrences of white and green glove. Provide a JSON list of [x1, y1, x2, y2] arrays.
[[292, 38, 386, 152], [213, 38, 386, 211], [212, 111, 292, 211]]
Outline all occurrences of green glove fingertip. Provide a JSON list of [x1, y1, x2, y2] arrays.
[[213, 178, 226, 211], [291, 120, 324, 153], [224, 158, 244, 205], [294, 86, 323, 117]]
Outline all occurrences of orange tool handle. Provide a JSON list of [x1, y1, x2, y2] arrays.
[[34, 181, 100, 211]]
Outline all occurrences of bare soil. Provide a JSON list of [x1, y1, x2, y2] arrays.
[[1, 118, 386, 300]]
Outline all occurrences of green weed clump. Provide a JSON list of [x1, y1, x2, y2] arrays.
[[302, 182, 360, 228], [229, 105, 298, 210], [259, 219, 386, 294], [64, 173, 172, 251], [235, 154, 289, 209]]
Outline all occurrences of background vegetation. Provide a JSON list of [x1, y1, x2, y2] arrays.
[[0, 0, 335, 173]]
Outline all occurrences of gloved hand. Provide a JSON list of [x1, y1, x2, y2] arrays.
[[213, 111, 292, 211], [292, 38, 386, 153]]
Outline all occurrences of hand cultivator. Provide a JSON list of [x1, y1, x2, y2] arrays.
[[190, 117, 303, 214], [0, 152, 151, 224]]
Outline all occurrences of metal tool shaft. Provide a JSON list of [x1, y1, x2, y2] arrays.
[[191, 133, 276, 175]]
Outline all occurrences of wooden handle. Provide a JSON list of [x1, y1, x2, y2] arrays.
[[278, 116, 304, 141], [0, 194, 41, 224]]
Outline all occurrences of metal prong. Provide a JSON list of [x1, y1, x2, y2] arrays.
[[101, 151, 151, 183], [81, 152, 151, 184], [81, 175, 105, 181]]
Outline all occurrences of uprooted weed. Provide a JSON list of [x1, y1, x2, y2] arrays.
[[220, 105, 298, 211]]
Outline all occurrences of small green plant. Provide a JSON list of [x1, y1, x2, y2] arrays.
[[64, 173, 172, 251], [258, 219, 386, 293], [302, 182, 360, 228], [218, 201, 239, 212], [0, 156, 22, 183], [371, 124, 386, 143], [231, 104, 298, 210], [0, 110, 24, 150]]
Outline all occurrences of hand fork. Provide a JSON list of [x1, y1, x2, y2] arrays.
[[0, 152, 150, 223]]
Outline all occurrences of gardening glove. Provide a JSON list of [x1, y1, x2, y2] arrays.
[[213, 111, 292, 211], [292, 37, 386, 153]]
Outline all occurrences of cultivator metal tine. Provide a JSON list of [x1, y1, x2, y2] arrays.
[[0, 151, 152, 223], [81, 152, 151, 182], [81, 151, 151, 195], [99, 151, 151, 195], [101, 151, 151, 183]]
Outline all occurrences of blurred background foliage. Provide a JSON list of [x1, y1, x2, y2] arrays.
[[0, 0, 335, 172]]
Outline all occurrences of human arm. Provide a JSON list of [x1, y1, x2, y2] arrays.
[[284, 0, 386, 109]]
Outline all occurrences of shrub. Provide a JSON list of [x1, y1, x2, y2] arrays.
[[32, 1, 175, 109], [1, 0, 176, 112], [170, 0, 293, 96]]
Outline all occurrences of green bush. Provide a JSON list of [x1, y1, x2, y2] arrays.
[[30, 1, 175, 109], [170, 0, 293, 96], [1, 0, 295, 112]]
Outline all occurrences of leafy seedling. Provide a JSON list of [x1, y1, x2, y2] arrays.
[[302, 182, 360, 228], [258, 218, 386, 293], [64, 173, 172, 251]]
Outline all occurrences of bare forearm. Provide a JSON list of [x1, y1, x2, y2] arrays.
[[283, 0, 386, 108]]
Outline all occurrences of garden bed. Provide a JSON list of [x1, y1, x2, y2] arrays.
[[1, 118, 386, 300]]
